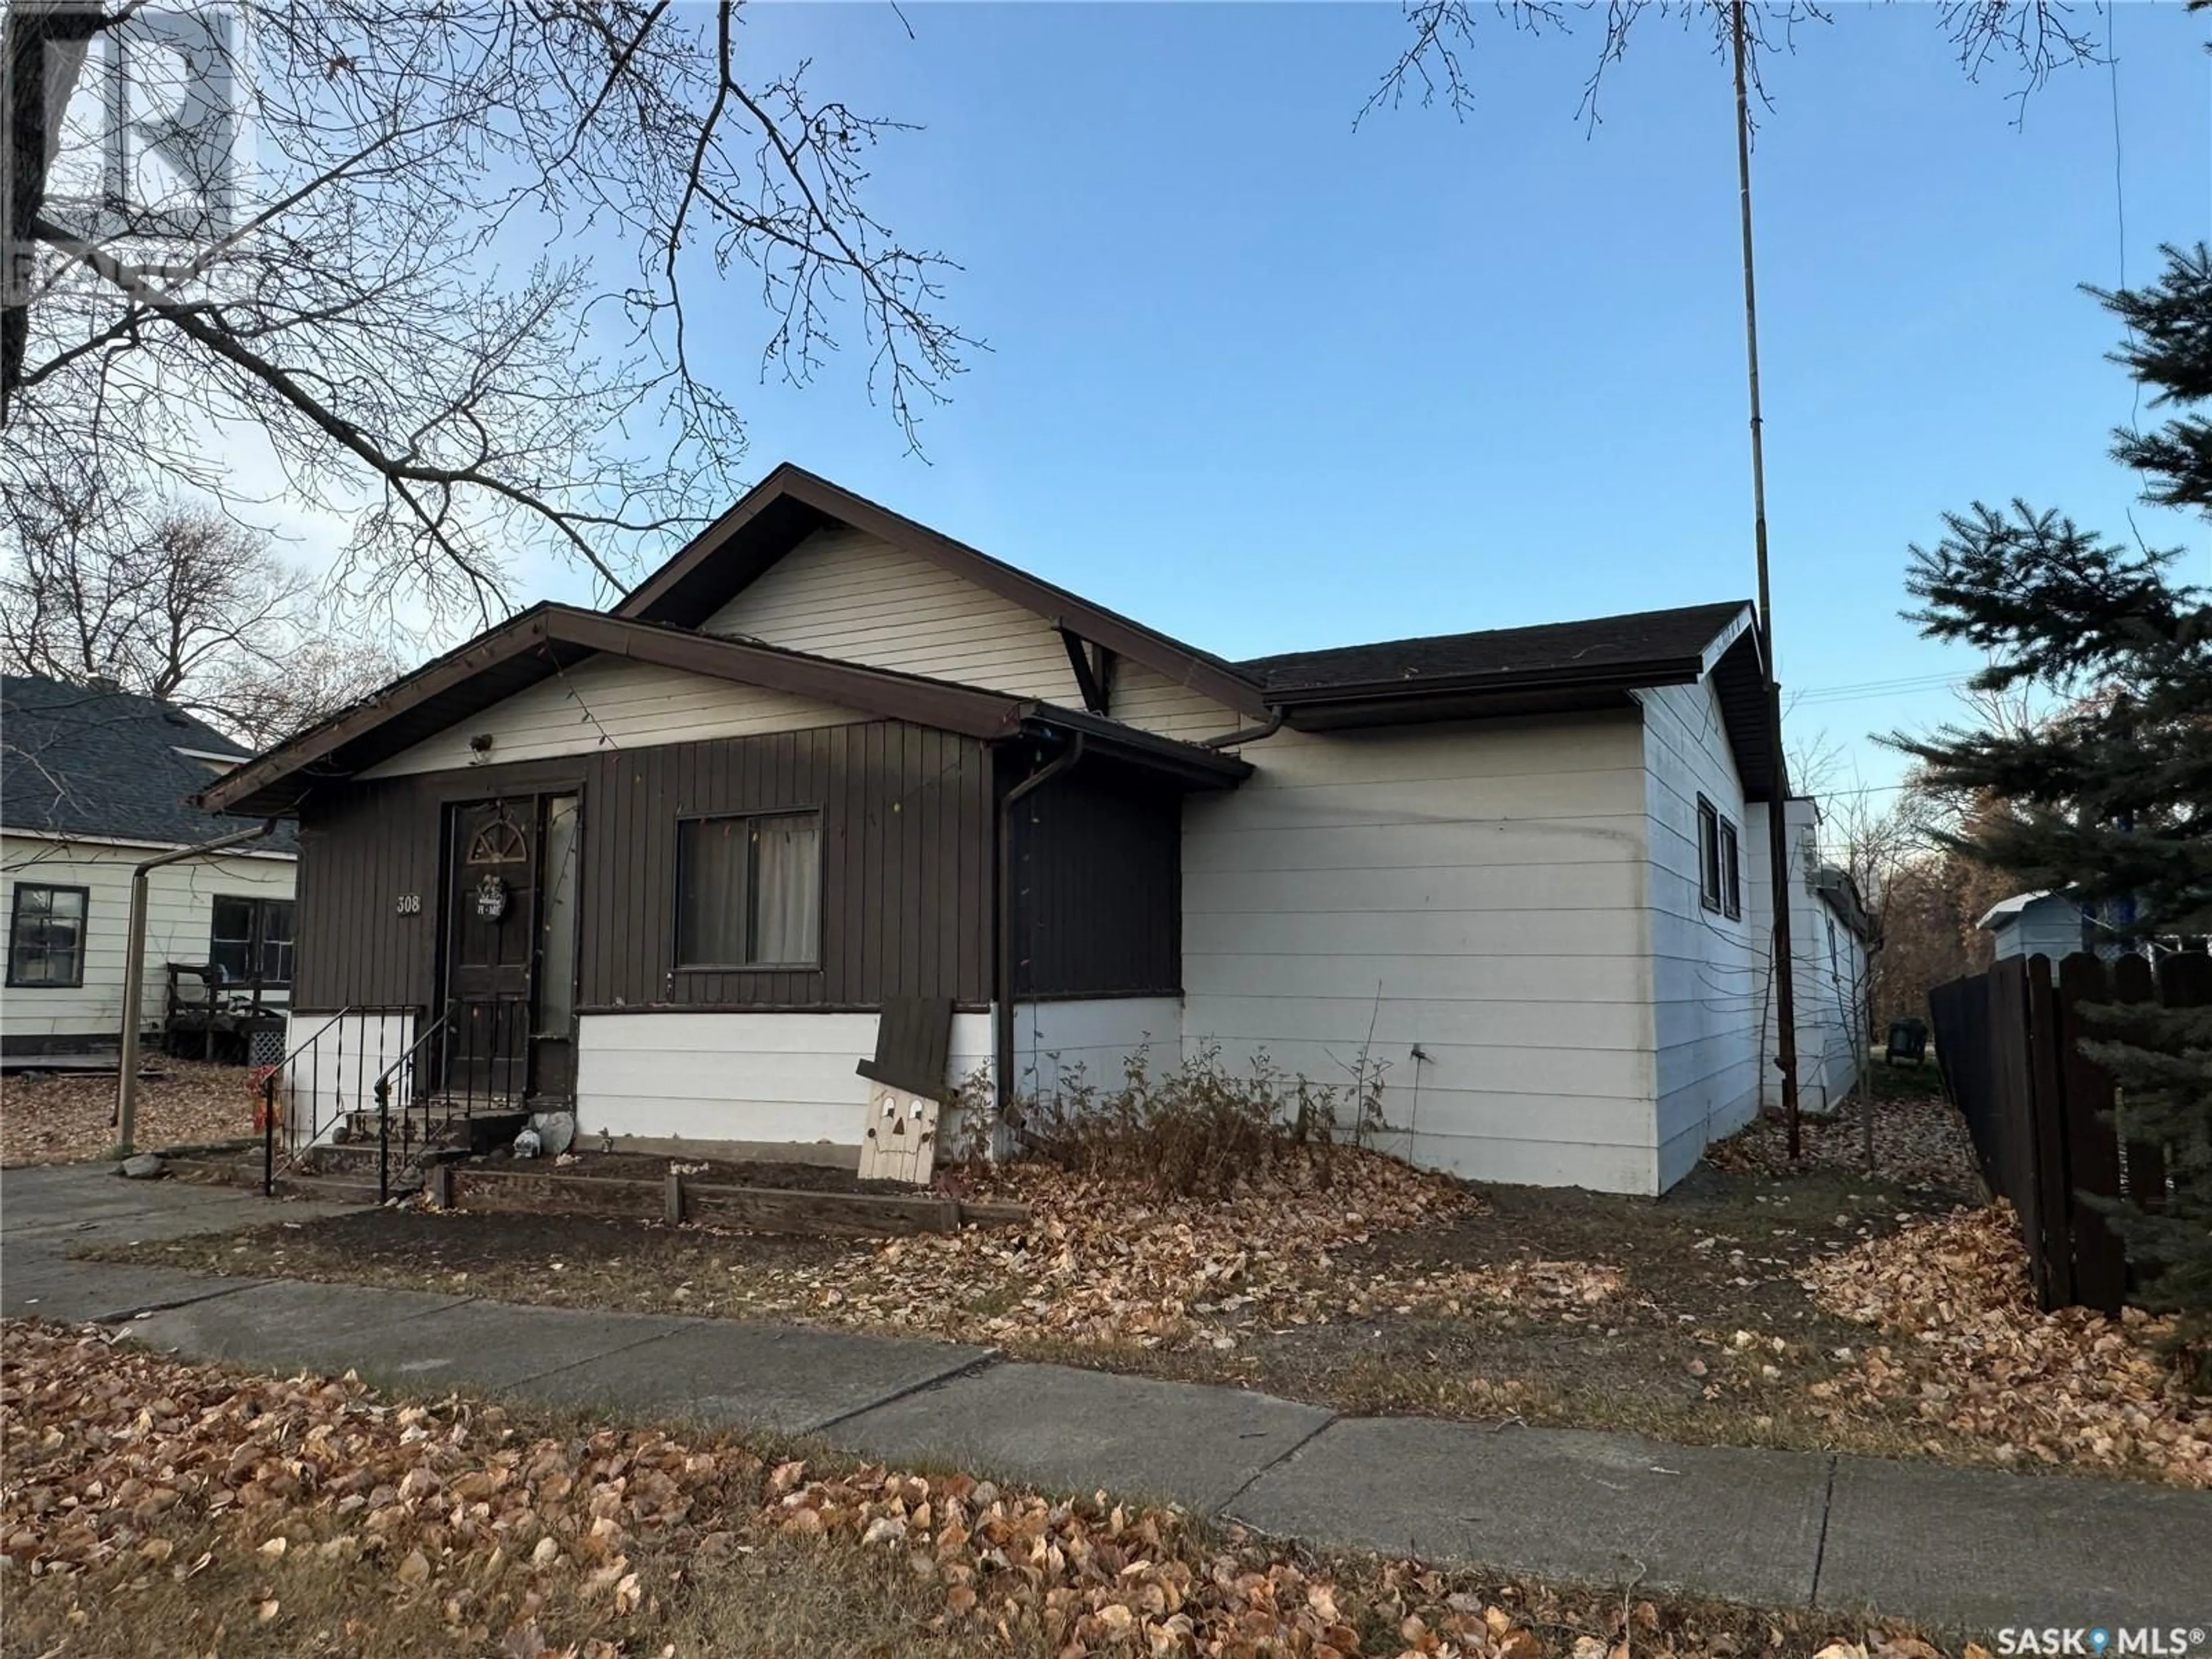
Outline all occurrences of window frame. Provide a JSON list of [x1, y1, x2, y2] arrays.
[[671, 808, 824, 972], [1718, 819, 1743, 921], [1696, 796, 1724, 913], [1696, 796, 1745, 921], [6, 882, 91, 990], [207, 894, 297, 987]]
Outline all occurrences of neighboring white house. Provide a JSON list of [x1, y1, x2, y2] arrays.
[[1977, 891, 2092, 962], [2, 676, 297, 1059], [206, 464, 1858, 1195], [1740, 797, 1877, 1123]]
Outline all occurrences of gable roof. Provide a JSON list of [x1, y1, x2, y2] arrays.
[[1974, 891, 2085, 932], [615, 463, 1271, 719], [199, 465, 1783, 811], [1, 674, 296, 850], [195, 605, 1250, 816]]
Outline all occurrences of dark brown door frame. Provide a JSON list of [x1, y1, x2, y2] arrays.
[[431, 775, 588, 1103]]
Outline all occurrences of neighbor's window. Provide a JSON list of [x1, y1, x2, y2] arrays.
[[675, 812, 821, 968], [1696, 797, 1723, 911], [7, 884, 88, 988], [1719, 820, 1742, 920], [209, 896, 296, 985]]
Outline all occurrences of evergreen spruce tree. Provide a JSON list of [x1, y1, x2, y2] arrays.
[[1892, 243, 2212, 1371]]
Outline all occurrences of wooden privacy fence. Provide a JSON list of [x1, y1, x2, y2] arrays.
[[1928, 950, 2209, 1316]]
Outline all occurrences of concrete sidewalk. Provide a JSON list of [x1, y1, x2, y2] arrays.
[[4, 1165, 2207, 1635]]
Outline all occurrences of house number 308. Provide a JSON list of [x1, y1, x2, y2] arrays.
[[395, 893, 423, 915]]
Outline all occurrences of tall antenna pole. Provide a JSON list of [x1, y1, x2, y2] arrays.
[[1732, 0, 1801, 1158]]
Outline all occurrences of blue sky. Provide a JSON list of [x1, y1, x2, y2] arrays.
[[537, 2, 2210, 802]]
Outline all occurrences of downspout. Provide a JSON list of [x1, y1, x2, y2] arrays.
[[994, 734, 1085, 1134], [115, 818, 282, 1155], [1200, 707, 1282, 751]]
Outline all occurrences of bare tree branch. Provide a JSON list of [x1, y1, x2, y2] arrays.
[[0, 468, 402, 751], [2, 2, 976, 628], [1366, 0, 2103, 137]]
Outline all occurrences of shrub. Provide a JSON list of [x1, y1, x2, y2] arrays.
[[1006, 1043, 1392, 1200]]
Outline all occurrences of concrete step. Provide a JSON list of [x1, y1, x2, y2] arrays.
[[301, 1142, 396, 1172]]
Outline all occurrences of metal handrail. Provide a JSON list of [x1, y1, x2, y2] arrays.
[[259, 1006, 356, 1196], [259, 1004, 418, 1196], [372, 1000, 457, 1203], [367, 993, 529, 1199]]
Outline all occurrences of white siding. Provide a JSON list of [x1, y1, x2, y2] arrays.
[[1745, 799, 1864, 1116], [1637, 680, 1762, 1189], [279, 1008, 415, 1146], [704, 528, 1081, 701], [1179, 714, 1660, 1194], [574, 1010, 995, 1149], [1009, 996, 1183, 1101], [700, 528, 1253, 743], [360, 657, 866, 778], [1989, 897, 2089, 961], [1, 834, 296, 1045], [1107, 660, 1248, 743]]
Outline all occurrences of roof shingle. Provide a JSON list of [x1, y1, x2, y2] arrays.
[[1, 675, 293, 850], [1236, 601, 1753, 696]]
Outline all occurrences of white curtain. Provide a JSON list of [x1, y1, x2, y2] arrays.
[[751, 814, 820, 965], [677, 817, 749, 967]]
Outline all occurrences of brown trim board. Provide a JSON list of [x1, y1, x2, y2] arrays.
[[200, 606, 1036, 816]]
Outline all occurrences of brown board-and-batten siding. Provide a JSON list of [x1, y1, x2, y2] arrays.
[[291, 719, 994, 1016], [1007, 759, 1182, 999]]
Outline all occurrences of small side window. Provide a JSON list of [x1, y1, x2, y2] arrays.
[[1696, 797, 1722, 912], [1719, 821, 1742, 920]]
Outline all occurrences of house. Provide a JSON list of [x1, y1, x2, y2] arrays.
[[1748, 797, 1878, 1114], [200, 464, 1854, 1194], [1976, 891, 2092, 962], [2, 675, 297, 1059]]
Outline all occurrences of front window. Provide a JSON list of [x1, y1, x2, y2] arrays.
[[675, 812, 821, 968], [210, 896, 296, 985], [7, 885, 88, 988]]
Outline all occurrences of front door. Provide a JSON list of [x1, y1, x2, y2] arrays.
[[445, 800, 535, 1101]]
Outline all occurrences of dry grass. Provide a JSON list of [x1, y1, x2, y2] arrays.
[[1, 1059, 256, 1167], [1, 1321, 1950, 1659]]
